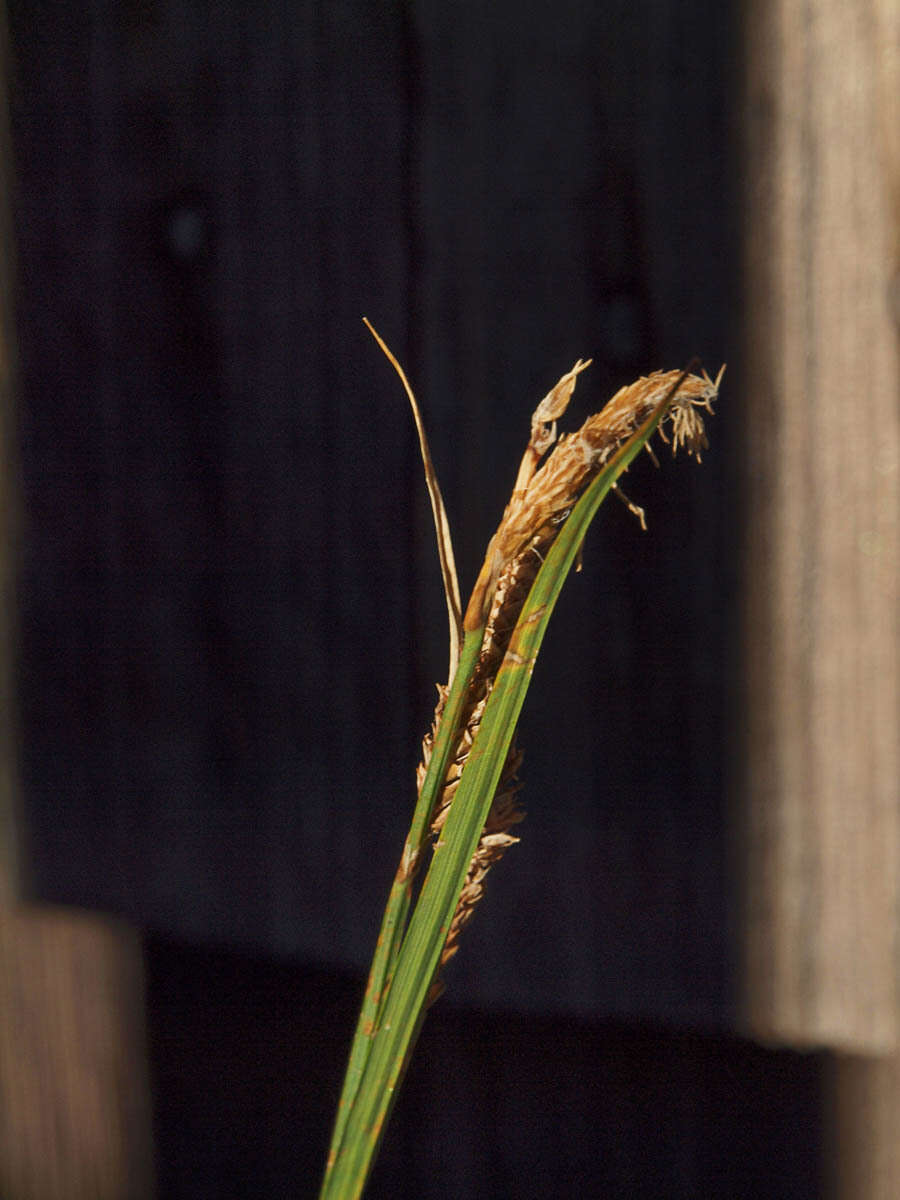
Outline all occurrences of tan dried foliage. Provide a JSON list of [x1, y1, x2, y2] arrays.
[[465, 366, 721, 631], [424, 362, 721, 1003]]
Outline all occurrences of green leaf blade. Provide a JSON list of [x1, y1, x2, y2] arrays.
[[320, 384, 677, 1199], [322, 628, 483, 1177]]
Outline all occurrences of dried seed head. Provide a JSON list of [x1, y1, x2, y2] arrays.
[[532, 358, 592, 426], [579, 367, 719, 464], [464, 364, 722, 630], [420, 358, 721, 1003], [510, 359, 594, 503], [528, 358, 592, 458]]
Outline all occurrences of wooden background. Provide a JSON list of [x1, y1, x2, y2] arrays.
[[1, 0, 897, 1197]]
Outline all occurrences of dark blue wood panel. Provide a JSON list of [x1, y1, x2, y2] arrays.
[[11, 0, 739, 1026]]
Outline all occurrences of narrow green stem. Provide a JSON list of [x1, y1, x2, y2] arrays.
[[322, 628, 483, 1176], [321, 388, 677, 1200]]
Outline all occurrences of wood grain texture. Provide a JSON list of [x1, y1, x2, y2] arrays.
[[739, 0, 900, 1049], [0, 909, 154, 1200], [828, 1053, 900, 1200]]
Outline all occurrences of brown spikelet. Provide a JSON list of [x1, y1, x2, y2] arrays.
[[420, 361, 722, 1004], [464, 366, 721, 631]]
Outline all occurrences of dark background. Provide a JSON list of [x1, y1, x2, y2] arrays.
[[9, 3, 822, 1197]]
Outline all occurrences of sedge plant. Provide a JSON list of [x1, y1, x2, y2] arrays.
[[319, 324, 722, 1199]]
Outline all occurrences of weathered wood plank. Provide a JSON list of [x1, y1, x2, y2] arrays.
[[829, 1053, 900, 1200], [0, 909, 154, 1200], [739, 0, 900, 1049]]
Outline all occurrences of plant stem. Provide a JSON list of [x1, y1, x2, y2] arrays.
[[319, 386, 678, 1200]]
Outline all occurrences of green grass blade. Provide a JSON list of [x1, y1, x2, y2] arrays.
[[320, 386, 678, 1200], [323, 627, 484, 1174]]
